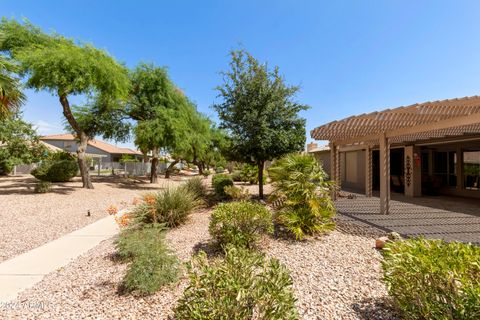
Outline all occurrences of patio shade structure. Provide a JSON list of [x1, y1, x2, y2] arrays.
[[311, 95, 480, 214]]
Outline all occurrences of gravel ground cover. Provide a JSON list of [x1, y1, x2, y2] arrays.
[[2, 205, 397, 319], [0, 174, 184, 262]]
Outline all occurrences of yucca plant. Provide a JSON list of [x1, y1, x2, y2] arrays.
[[268, 153, 336, 239]]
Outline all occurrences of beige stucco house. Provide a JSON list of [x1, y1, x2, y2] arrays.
[[310, 95, 480, 214]]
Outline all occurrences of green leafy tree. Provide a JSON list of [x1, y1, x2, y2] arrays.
[[213, 49, 308, 198], [180, 110, 211, 175], [0, 19, 130, 188], [0, 114, 46, 174], [128, 63, 192, 182], [200, 126, 229, 172]]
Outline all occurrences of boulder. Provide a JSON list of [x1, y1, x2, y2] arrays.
[[375, 236, 389, 249]]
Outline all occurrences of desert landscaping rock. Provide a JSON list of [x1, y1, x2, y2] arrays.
[[2, 207, 397, 319], [0, 175, 182, 262]]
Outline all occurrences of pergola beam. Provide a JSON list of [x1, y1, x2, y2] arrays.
[[324, 112, 480, 146], [379, 133, 390, 214]]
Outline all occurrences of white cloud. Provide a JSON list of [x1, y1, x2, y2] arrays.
[[32, 120, 63, 135]]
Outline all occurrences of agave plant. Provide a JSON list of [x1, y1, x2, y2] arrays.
[[268, 153, 336, 239]]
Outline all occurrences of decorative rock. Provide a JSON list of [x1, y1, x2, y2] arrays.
[[375, 236, 390, 249], [387, 232, 402, 241]]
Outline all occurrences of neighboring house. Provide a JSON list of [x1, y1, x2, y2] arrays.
[[40, 134, 143, 163], [311, 95, 480, 214], [307, 142, 331, 178]]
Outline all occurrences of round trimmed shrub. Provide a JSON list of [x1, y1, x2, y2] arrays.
[[209, 201, 273, 249], [31, 159, 78, 182], [34, 181, 52, 193], [212, 173, 234, 198]]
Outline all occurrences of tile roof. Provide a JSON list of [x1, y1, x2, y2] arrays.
[[40, 134, 142, 155]]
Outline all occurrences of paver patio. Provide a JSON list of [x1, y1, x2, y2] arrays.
[[335, 193, 480, 244]]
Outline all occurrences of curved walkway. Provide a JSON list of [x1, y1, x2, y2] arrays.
[[0, 215, 119, 304]]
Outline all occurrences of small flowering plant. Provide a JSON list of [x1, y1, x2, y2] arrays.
[[114, 213, 132, 228], [106, 205, 118, 215]]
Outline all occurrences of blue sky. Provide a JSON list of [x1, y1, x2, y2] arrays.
[[3, 1, 480, 148]]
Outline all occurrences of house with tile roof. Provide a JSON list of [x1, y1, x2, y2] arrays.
[[40, 134, 143, 163]]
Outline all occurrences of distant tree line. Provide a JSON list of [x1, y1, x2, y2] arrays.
[[0, 18, 307, 194]]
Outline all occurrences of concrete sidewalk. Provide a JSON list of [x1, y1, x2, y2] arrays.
[[0, 215, 119, 303]]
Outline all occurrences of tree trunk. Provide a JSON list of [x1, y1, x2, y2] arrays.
[[59, 93, 93, 189], [150, 157, 158, 183], [193, 160, 203, 175], [165, 160, 179, 178], [258, 160, 265, 199], [150, 148, 159, 183], [77, 133, 93, 188]]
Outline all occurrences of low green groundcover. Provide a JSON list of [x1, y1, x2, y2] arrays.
[[382, 238, 480, 320]]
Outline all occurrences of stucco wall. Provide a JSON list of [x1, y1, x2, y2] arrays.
[[340, 150, 365, 193], [311, 151, 331, 179], [41, 139, 113, 162]]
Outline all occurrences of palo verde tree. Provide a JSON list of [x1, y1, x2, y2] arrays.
[[213, 49, 308, 198], [178, 107, 212, 175], [0, 19, 130, 188], [128, 63, 191, 182]]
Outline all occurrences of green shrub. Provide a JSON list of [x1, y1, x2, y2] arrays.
[[31, 151, 78, 182], [215, 166, 224, 173], [174, 246, 298, 319], [223, 185, 250, 200], [131, 187, 202, 228], [209, 201, 273, 249], [212, 173, 234, 198], [382, 238, 480, 320], [269, 153, 335, 239], [202, 170, 211, 177], [231, 170, 243, 182], [181, 177, 207, 201], [240, 163, 266, 184], [116, 226, 179, 295], [34, 180, 52, 193], [0, 160, 14, 175]]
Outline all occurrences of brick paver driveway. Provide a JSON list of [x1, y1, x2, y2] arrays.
[[335, 193, 480, 244]]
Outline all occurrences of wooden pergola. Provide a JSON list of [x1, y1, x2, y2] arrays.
[[311, 96, 480, 214]]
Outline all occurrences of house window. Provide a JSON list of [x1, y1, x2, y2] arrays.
[[432, 151, 456, 188], [463, 151, 480, 190]]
